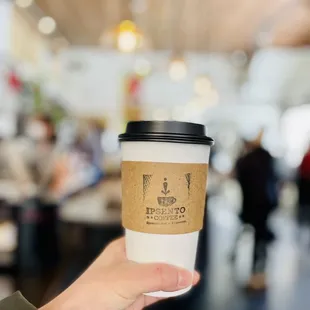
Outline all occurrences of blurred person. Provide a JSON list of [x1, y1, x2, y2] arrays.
[[82, 119, 105, 185], [235, 129, 278, 290], [0, 238, 200, 310], [50, 121, 91, 198], [0, 114, 60, 275], [86, 119, 105, 169], [0, 114, 33, 195], [54, 121, 105, 198], [0, 114, 58, 194], [0, 114, 57, 196], [26, 115, 58, 193], [72, 120, 103, 164]]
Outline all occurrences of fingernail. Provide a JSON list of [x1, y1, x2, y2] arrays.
[[178, 269, 193, 288], [193, 271, 201, 285]]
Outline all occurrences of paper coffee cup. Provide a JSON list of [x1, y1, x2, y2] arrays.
[[119, 121, 214, 297]]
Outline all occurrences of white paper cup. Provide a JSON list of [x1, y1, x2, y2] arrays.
[[119, 121, 213, 298]]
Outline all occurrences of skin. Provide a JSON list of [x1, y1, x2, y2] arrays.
[[41, 238, 200, 310]]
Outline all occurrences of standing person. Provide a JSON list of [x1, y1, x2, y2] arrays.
[[0, 114, 58, 199], [86, 120, 104, 169], [235, 130, 278, 290], [297, 144, 310, 238], [0, 114, 60, 303]]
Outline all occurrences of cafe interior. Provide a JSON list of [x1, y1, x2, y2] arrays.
[[1, 0, 310, 309]]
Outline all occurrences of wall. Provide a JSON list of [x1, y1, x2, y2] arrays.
[[0, 1, 12, 55], [58, 49, 242, 130], [10, 8, 46, 65], [246, 47, 310, 106]]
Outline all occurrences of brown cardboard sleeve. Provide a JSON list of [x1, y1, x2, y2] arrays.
[[122, 161, 208, 234]]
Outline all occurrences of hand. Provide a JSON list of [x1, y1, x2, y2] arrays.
[[41, 237, 200, 310]]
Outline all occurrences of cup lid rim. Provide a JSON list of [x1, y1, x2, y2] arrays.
[[119, 121, 214, 146]]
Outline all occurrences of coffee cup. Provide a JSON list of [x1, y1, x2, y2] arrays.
[[119, 121, 214, 297]]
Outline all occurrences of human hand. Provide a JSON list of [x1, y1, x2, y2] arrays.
[[41, 237, 200, 310]]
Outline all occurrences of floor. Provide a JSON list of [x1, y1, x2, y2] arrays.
[[151, 202, 310, 310], [55, 203, 310, 310]]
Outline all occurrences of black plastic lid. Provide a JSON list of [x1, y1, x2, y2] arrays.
[[119, 121, 214, 146]]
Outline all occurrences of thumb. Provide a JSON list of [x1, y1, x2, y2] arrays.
[[115, 262, 194, 299]]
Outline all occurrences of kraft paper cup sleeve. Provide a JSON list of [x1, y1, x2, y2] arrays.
[[122, 161, 208, 235]]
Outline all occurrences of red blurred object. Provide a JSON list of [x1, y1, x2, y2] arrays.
[[128, 76, 140, 96], [300, 151, 310, 179], [8, 71, 22, 92], [124, 74, 143, 123]]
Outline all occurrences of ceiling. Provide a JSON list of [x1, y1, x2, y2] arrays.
[[32, 0, 310, 51]]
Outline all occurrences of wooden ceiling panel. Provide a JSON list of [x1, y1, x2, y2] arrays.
[[35, 0, 310, 51], [35, 0, 77, 41]]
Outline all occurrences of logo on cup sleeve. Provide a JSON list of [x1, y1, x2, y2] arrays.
[[157, 178, 177, 206], [144, 174, 193, 226]]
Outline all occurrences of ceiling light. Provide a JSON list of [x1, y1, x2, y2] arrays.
[[15, 0, 33, 8], [169, 59, 187, 81], [38, 16, 56, 35], [99, 20, 143, 52], [116, 20, 140, 53], [119, 20, 135, 31], [117, 31, 137, 53]]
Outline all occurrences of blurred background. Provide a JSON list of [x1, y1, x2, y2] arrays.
[[1, 0, 310, 309]]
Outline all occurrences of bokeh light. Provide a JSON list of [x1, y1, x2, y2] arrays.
[[15, 0, 33, 8], [117, 31, 137, 53], [134, 58, 151, 76], [116, 20, 140, 53], [169, 59, 187, 81], [282, 104, 310, 167], [194, 76, 212, 96], [38, 16, 56, 35]]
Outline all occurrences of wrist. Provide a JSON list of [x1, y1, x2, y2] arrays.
[[40, 299, 61, 310], [39, 292, 74, 310]]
